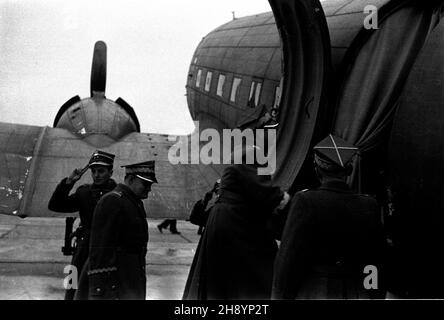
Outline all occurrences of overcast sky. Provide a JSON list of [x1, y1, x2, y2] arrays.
[[0, 0, 272, 135]]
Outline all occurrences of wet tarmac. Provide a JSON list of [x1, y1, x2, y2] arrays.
[[0, 215, 199, 300]]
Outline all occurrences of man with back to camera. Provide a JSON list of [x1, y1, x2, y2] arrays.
[[75, 160, 157, 300], [48, 150, 117, 300], [183, 145, 290, 300], [272, 135, 387, 299]]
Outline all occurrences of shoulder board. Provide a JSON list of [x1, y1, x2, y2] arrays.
[[109, 191, 123, 198], [294, 189, 310, 196]]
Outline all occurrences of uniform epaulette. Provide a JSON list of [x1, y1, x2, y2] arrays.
[[109, 191, 123, 198], [294, 189, 310, 196]]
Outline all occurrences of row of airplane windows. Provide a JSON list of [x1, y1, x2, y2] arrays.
[[194, 67, 282, 109]]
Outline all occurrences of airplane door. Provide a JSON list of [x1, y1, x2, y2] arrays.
[[268, 0, 332, 190]]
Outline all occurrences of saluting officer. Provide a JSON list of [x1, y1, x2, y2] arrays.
[[272, 135, 387, 299], [48, 150, 116, 300], [75, 160, 157, 300]]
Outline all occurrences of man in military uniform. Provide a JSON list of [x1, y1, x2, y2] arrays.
[[48, 150, 116, 300], [272, 135, 387, 299], [183, 145, 290, 300], [75, 160, 157, 300]]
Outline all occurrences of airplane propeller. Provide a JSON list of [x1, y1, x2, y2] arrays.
[[90, 40, 107, 97], [54, 40, 140, 135]]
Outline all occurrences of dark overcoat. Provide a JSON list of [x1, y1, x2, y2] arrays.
[[183, 164, 284, 300], [272, 180, 387, 299], [48, 177, 116, 299], [75, 183, 148, 300]]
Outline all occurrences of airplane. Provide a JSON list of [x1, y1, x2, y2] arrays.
[[0, 40, 210, 220], [184, 0, 443, 298], [0, 0, 442, 297]]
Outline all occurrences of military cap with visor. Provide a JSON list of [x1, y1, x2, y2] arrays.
[[121, 160, 158, 183], [89, 150, 115, 167]]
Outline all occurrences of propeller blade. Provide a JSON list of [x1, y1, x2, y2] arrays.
[[90, 40, 107, 97], [53, 95, 81, 127], [116, 97, 141, 132]]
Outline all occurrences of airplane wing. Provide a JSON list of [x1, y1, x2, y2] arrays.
[[0, 122, 44, 217]]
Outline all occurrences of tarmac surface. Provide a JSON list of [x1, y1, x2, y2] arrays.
[[0, 215, 199, 300]]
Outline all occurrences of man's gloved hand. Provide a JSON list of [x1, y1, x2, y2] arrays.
[[277, 191, 290, 210], [66, 165, 89, 184]]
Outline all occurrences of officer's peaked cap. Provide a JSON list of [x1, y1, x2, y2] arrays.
[[121, 160, 157, 183], [89, 150, 115, 167]]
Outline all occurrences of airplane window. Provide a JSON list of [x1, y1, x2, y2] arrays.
[[217, 74, 226, 97], [248, 82, 256, 105], [205, 71, 213, 92], [255, 83, 262, 106], [248, 80, 262, 107], [231, 77, 242, 103], [273, 85, 281, 108], [196, 69, 202, 88]]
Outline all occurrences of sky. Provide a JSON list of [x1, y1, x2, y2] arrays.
[[0, 0, 273, 135]]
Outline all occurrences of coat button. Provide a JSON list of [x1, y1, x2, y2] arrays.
[[96, 287, 101, 292], [111, 285, 116, 290]]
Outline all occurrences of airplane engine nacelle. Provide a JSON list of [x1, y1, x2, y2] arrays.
[[53, 95, 140, 147]]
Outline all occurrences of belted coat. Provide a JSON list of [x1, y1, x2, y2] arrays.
[[75, 183, 148, 300]]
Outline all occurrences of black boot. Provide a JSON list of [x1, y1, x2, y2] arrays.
[[169, 220, 181, 234], [157, 219, 169, 233]]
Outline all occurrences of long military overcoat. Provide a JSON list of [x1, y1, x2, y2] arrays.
[[75, 183, 148, 300], [183, 164, 284, 300]]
